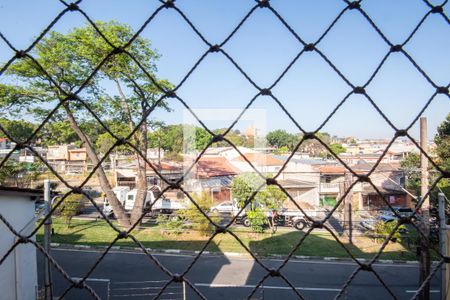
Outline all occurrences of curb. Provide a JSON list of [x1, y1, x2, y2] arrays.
[[50, 243, 424, 264]]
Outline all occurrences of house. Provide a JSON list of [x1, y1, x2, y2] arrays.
[[0, 186, 42, 300], [277, 178, 319, 209], [114, 160, 183, 189], [351, 161, 412, 209], [204, 146, 259, 161], [339, 153, 395, 165], [230, 153, 284, 174], [46, 145, 87, 173], [0, 138, 19, 161], [312, 161, 411, 210], [185, 156, 238, 202], [315, 165, 346, 207]]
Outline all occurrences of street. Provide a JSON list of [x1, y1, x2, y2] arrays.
[[38, 248, 441, 299]]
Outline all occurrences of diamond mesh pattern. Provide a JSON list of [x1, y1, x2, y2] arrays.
[[0, 0, 449, 299]]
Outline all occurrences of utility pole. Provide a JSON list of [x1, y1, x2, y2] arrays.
[[438, 193, 447, 300], [343, 172, 353, 244], [43, 179, 53, 300], [419, 117, 430, 300]]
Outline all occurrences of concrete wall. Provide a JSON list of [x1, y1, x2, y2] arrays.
[[0, 195, 37, 300]]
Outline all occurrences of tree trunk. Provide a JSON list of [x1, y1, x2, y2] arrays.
[[115, 80, 148, 226], [130, 125, 148, 225], [63, 103, 131, 227]]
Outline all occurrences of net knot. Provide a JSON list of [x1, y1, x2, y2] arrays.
[[15, 50, 26, 59], [431, 5, 443, 13], [74, 279, 84, 289], [211, 134, 224, 143], [444, 256, 450, 264], [166, 90, 177, 98], [112, 47, 124, 55], [395, 129, 407, 137], [116, 137, 127, 146], [173, 273, 183, 283], [304, 43, 315, 52], [18, 236, 29, 244], [269, 268, 280, 277], [303, 132, 315, 140], [312, 221, 323, 229], [398, 216, 411, 225], [258, 0, 270, 8], [390, 44, 402, 52], [215, 226, 227, 234], [118, 231, 128, 239], [437, 86, 449, 95], [68, 3, 79, 11], [353, 86, 365, 94], [442, 170, 450, 179], [209, 44, 221, 53], [348, 2, 360, 10], [169, 182, 181, 190], [15, 142, 25, 150], [266, 178, 277, 185], [260, 88, 271, 96], [66, 93, 78, 101], [72, 187, 83, 194], [164, 0, 175, 8], [358, 175, 370, 183], [360, 263, 372, 271]]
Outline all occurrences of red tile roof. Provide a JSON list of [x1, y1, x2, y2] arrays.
[[196, 156, 237, 178], [146, 161, 182, 172], [317, 165, 346, 174], [234, 153, 284, 166]]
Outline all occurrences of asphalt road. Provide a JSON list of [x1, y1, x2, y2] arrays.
[[37, 248, 441, 300]]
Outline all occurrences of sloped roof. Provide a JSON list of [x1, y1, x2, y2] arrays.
[[277, 178, 316, 188], [233, 153, 284, 166], [197, 156, 237, 178], [146, 161, 182, 172], [317, 165, 346, 174]]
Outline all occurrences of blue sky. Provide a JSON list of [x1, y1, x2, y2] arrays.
[[0, 0, 449, 139]]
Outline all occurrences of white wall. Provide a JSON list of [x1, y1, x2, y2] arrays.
[[0, 194, 37, 300]]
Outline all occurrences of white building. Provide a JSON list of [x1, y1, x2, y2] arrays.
[[0, 187, 41, 300]]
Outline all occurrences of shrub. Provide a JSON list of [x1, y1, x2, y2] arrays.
[[374, 220, 406, 243], [178, 192, 220, 236], [156, 214, 185, 235], [53, 194, 87, 227], [246, 209, 267, 233]]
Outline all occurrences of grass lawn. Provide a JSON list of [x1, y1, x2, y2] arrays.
[[37, 218, 420, 261]]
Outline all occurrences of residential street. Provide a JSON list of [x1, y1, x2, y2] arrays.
[[38, 248, 441, 300]]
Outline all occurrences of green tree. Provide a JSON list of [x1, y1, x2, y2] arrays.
[[54, 194, 87, 227], [159, 125, 184, 153], [0, 161, 42, 188], [435, 113, 450, 170], [178, 192, 219, 236], [231, 173, 285, 232], [266, 130, 297, 150], [400, 153, 421, 198], [39, 121, 78, 146], [2, 21, 171, 227], [328, 143, 347, 157], [434, 113, 450, 198], [0, 118, 36, 143]]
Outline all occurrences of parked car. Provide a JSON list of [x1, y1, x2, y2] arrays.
[[210, 201, 234, 214], [360, 214, 397, 231], [379, 206, 414, 218]]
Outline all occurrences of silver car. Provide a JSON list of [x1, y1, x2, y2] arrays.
[[210, 201, 234, 214]]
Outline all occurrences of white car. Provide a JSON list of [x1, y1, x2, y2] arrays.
[[210, 201, 234, 214]]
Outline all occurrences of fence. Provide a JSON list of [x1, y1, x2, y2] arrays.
[[0, 0, 449, 299]]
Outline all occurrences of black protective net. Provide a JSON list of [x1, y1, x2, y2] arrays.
[[0, 0, 449, 299]]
